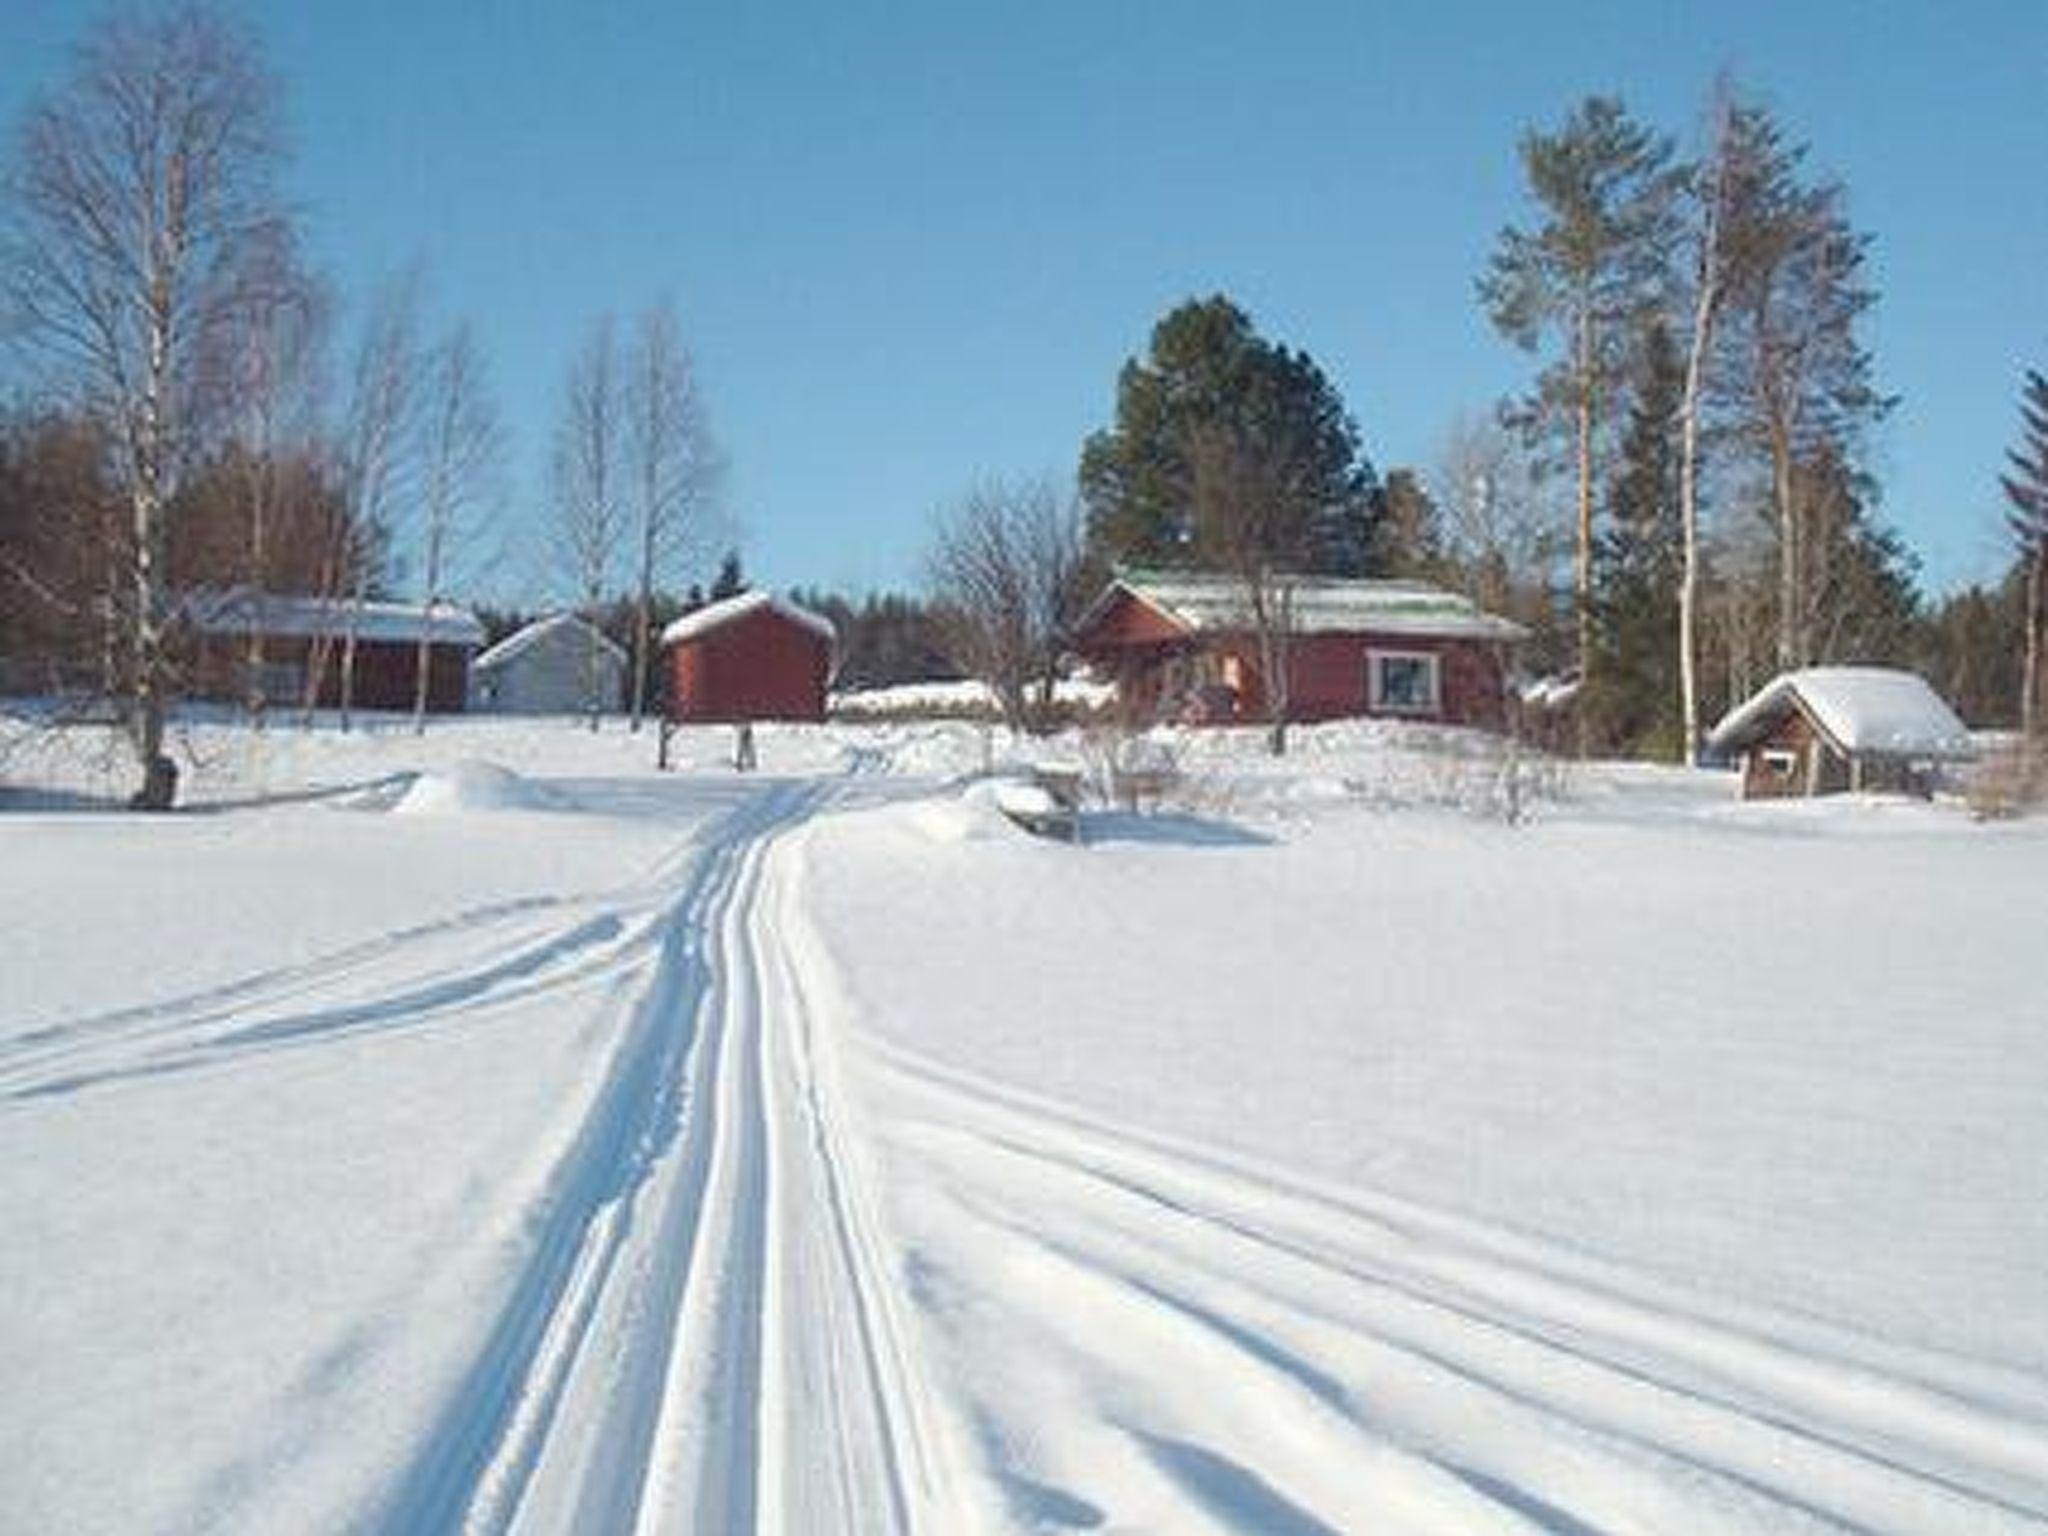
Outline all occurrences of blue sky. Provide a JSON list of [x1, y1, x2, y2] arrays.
[[5, 1, 2044, 603]]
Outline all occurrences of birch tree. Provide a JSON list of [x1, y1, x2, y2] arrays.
[[623, 302, 718, 731], [199, 219, 327, 721], [1713, 109, 1889, 670], [410, 322, 503, 731], [3, 5, 289, 805], [1674, 89, 1745, 763], [1479, 97, 1682, 746], [325, 274, 422, 730], [927, 477, 1083, 734], [552, 316, 624, 730]]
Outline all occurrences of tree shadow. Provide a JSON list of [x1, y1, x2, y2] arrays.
[[0, 784, 122, 813], [1081, 811, 1272, 848]]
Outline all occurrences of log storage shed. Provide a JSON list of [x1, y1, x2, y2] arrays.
[[660, 590, 835, 724], [1707, 667, 1976, 799]]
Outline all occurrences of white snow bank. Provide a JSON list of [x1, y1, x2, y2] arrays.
[[903, 777, 1068, 843], [391, 760, 559, 815]]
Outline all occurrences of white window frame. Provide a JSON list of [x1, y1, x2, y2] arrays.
[[1367, 648, 1441, 715]]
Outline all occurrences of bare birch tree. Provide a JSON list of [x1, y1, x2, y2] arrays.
[[1713, 107, 1889, 671], [624, 302, 718, 731], [927, 477, 1081, 735], [2002, 368, 2048, 741], [200, 219, 327, 723], [552, 316, 624, 730], [323, 273, 423, 730], [1432, 411, 1557, 628], [409, 322, 502, 732], [1186, 423, 1318, 756], [1674, 89, 1743, 764], [4, 6, 288, 805]]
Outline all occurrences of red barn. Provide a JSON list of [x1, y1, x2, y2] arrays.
[[660, 590, 835, 723], [1072, 571, 1525, 729]]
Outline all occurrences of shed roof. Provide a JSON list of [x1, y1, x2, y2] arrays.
[[473, 613, 625, 672], [181, 588, 486, 646], [1080, 571, 1527, 643], [1707, 667, 1976, 761], [660, 589, 836, 647]]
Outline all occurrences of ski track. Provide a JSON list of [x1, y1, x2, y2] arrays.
[[841, 1030, 2048, 1534], [359, 768, 969, 1536], [23, 761, 2046, 1533]]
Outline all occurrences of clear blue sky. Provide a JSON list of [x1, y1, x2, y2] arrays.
[[5, 1, 2044, 603]]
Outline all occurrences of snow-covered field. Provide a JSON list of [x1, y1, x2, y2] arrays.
[[3, 709, 2045, 1533]]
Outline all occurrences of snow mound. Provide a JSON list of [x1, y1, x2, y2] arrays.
[[906, 777, 1058, 843], [390, 760, 558, 816]]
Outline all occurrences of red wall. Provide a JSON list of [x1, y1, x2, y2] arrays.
[[1097, 631, 1509, 729], [667, 607, 830, 723], [189, 633, 471, 712]]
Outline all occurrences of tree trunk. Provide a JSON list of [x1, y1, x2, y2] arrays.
[[1771, 422, 1799, 670], [2025, 546, 2045, 742], [1574, 303, 1596, 757], [631, 516, 655, 733]]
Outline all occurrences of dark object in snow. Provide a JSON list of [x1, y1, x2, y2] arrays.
[[129, 754, 178, 811]]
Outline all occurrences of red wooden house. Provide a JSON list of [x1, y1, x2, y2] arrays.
[[660, 590, 835, 724], [1072, 571, 1525, 729], [180, 589, 485, 713]]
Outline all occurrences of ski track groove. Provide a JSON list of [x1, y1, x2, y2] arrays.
[[857, 1035, 2048, 1534], [364, 771, 952, 1536]]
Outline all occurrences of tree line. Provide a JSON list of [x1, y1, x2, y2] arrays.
[[0, 6, 723, 802], [923, 86, 2041, 758]]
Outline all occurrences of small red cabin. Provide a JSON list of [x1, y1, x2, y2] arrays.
[[1072, 571, 1525, 730], [660, 590, 835, 724]]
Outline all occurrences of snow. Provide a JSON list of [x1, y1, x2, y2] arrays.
[[831, 676, 1116, 715], [472, 612, 626, 671], [1087, 570, 1528, 640], [2, 706, 2045, 1532], [389, 759, 562, 814], [1708, 666, 1977, 759], [658, 588, 836, 647], [181, 589, 488, 646]]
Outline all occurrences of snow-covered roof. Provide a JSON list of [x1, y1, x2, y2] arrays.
[[660, 589, 836, 647], [472, 613, 625, 672], [180, 589, 486, 646], [1707, 667, 1976, 761], [1087, 571, 1528, 642]]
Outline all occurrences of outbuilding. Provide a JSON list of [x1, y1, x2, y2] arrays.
[[1706, 667, 1976, 799], [470, 613, 625, 716], [1071, 570, 1526, 729], [181, 588, 485, 713], [660, 590, 835, 724]]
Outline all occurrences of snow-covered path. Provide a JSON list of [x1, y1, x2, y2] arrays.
[[369, 776, 970, 1535]]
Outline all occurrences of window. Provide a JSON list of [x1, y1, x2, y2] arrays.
[[1368, 650, 1440, 714], [1761, 748, 1798, 778]]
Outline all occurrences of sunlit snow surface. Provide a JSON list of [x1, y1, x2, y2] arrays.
[[3, 710, 2044, 1533]]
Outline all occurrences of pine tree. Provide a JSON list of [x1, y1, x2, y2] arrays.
[[1479, 96, 1683, 737], [1079, 295, 1379, 576]]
